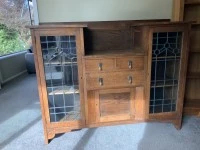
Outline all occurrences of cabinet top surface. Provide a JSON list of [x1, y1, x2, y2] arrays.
[[131, 21, 191, 26], [27, 21, 191, 29], [27, 24, 88, 29]]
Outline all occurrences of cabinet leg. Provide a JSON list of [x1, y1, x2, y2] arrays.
[[44, 131, 55, 144], [44, 136, 49, 144], [173, 119, 182, 130]]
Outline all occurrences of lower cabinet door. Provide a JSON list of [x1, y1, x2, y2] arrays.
[[95, 88, 135, 122], [86, 87, 145, 125]]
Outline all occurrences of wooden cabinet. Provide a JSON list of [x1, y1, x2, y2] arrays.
[[29, 21, 190, 143], [172, 0, 200, 116]]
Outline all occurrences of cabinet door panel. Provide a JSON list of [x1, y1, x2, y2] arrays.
[[96, 88, 134, 122], [148, 26, 189, 119], [35, 30, 85, 127]]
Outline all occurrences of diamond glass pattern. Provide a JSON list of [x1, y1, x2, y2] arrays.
[[150, 32, 182, 114], [40, 35, 80, 122]]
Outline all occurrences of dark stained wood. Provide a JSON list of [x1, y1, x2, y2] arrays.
[[84, 29, 132, 52], [190, 25, 200, 52], [184, 5, 200, 21], [84, 48, 146, 57], [173, 0, 200, 116], [187, 53, 200, 73], [185, 0, 200, 4]]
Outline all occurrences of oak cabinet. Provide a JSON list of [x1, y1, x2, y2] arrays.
[[29, 21, 190, 143]]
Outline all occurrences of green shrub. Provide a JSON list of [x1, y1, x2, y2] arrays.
[[0, 25, 28, 56]]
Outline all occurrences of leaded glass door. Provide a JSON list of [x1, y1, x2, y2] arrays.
[[148, 26, 189, 119], [35, 29, 85, 128]]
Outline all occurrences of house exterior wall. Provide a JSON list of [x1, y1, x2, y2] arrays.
[[37, 0, 172, 23]]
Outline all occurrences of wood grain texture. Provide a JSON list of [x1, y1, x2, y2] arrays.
[[31, 27, 86, 143], [172, 0, 184, 21], [85, 58, 115, 72], [173, 0, 200, 116], [30, 30, 49, 144], [135, 87, 145, 120], [185, 0, 200, 4], [184, 5, 200, 21], [99, 92, 130, 116], [30, 21, 191, 143], [85, 71, 144, 90], [190, 26, 200, 52], [84, 29, 132, 52], [116, 57, 144, 70], [187, 53, 200, 73], [185, 79, 200, 100], [95, 88, 135, 123], [86, 91, 97, 124]]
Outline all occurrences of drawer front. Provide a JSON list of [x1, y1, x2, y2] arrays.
[[86, 71, 144, 89], [86, 73, 114, 89], [85, 59, 115, 72], [115, 71, 144, 87], [116, 57, 144, 70]]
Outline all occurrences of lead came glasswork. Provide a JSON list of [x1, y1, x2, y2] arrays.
[[40, 35, 80, 122], [150, 32, 182, 113]]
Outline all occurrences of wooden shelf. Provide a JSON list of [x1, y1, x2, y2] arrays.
[[48, 86, 79, 95], [192, 21, 200, 25], [84, 48, 146, 58], [152, 56, 180, 59], [190, 48, 200, 53], [185, 0, 200, 5], [184, 99, 200, 108], [187, 72, 200, 78]]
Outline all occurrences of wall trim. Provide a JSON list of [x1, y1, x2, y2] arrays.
[[33, 0, 39, 25], [1, 70, 27, 84]]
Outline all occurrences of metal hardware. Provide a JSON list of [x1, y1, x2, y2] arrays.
[[98, 63, 103, 71], [99, 77, 103, 86], [128, 76, 132, 84], [128, 60, 132, 69]]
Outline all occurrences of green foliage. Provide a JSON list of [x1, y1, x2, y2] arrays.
[[0, 24, 28, 56]]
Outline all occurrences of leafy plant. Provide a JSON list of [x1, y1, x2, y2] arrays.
[[0, 0, 31, 56], [0, 25, 28, 56]]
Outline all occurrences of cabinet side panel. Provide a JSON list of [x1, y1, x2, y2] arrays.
[[31, 30, 48, 143]]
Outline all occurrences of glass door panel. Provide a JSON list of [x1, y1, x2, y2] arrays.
[[40, 35, 80, 122], [150, 32, 182, 114]]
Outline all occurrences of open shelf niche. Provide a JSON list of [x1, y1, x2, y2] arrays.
[[84, 26, 147, 57]]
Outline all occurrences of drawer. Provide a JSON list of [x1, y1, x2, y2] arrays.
[[86, 73, 114, 89], [116, 57, 144, 70], [115, 71, 144, 87], [85, 58, 115, 72], [86, 71, 144, 90]]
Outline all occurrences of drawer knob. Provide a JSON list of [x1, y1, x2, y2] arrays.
[[128, 61, 133, 69], [99, 77, 103, 86], [98, 63, 103, 71], [128, 76, 132, 84]]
